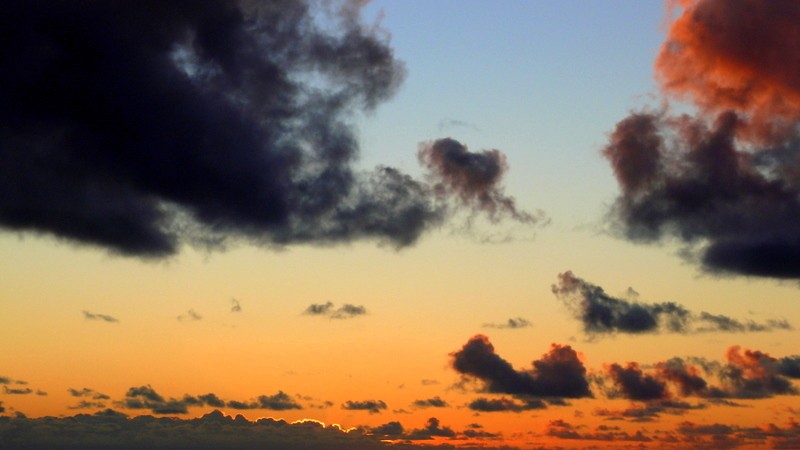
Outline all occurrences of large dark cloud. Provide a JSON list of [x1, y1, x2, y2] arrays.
[[605, 363, 669, 401], [450, 334, 591, 400], [604, 0, 800, 279], [552, 271, 791, 335], [0, 0, 454, 258]]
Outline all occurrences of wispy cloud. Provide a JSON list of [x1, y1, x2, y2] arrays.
[[303, 302, 367, 319], [82, 311, 119, 323]]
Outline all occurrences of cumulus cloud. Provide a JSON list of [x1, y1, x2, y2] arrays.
[[450, 334, 591, 400], [82, 311, 119, 323], [552, 271, 792, 335], [604, 0, 800, 279], [601, 345, 799, 404], [482, 317, 532, 329], [341, 400, 387, 414], [303, 302, 367, 319], [467, 397, 546, 413]]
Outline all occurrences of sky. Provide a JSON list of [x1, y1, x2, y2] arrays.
[[1, 0, 800, 449]]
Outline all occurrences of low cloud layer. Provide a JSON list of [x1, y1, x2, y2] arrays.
[[552, 271, 791, 335]]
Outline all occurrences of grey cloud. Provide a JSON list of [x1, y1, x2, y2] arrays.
[[82, 311, 119, 323], [483, 317, 532, 329]]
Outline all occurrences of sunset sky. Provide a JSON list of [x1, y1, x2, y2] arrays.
[[2, 1, 800, 449]]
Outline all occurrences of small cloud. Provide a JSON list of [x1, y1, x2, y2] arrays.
[[82, 310, 119, 323], [483, 317, 532, 329], [411, 396, 448, 408], [3, 386, 33, 395], [303, 302, 367, 319], [341, 399, 387, 414], [177, 309, 202, 322], [230, 298, 241, 313]]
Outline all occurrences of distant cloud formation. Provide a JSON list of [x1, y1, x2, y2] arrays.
[[82, 311, 119, 323], [467, 397, 545, 413], [114, 385, 304, 415], [482, 317, 532, 329], [411, 397, 448, 409], [177, 310, 202, 322], [230, 298, 241, 313], [0, 410, 517, 450], [303, 302, 367, 319], [341, 400, 387, 414], [418, 138, 543, 225], [3, 386, 32, 395], [552, 271, 792, 335], [450, 334, 591, 401], [603, 345, 799, 403], [604, 0, 800, 279]]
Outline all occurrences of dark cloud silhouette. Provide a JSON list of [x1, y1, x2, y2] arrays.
[[3, 386, 32, 395], [450, 334, 591, 399], [601, 346, 799, 402], [0, 401, 4, 413], [482, 317, 532, 329], [593, 401, 703, 423], [68, 388, 109, 401], [231, 298, 241, 313], [405, 417, 456, 440], [545, 419, 652, 442], [552, 271, 792, 335], [0, 0, 458, 259], [82, 311, 119, 323], [177, 309, 202, 322], [467, 397, 546, 413], [369, 421, 405, 437], [68, 401, 107, 410], [255, 392, 302, 411], [778, 356, 800, 378], [606, 363, 669, 401], [604, 1, 800, 279], [0, 377, 11, 384], [410, 397, 447, 409], [303, 302, 367, 319], [0, 409, 482, 449], [341, 400, 386, 414], [418, 138, 542, 224]]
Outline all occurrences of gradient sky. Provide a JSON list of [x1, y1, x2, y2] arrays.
[[2, 1, 800, 449]]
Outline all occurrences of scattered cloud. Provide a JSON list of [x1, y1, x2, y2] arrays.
[[418, 138, 543, 225], [230, 298, 241, 313], [3, 386, 32, 395], [553, 271, 792, 335], [450, 334, 592, 400], [467, 397, 546, 413], [177, 309, 202, 322], [482, 317, 532, 329], [411, 397, 448, 409], [82, 311, 119, 323], [303, 302, 367, 319], [342, 400, 387, 414]]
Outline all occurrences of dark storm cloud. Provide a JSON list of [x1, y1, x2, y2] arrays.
[[418, 138, 543, 224], [603, 0, 800, 279], [82, 311, 119, 323], [482, 317, 532, 329], [302, 302, 367, 319], [410, 396, 447, 408], [0, 0, 457, 259], [450, 334, 591, 399], [341, 400, 387, 414], [467, 397, 546, 413], [552, 271, 792, 335]]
